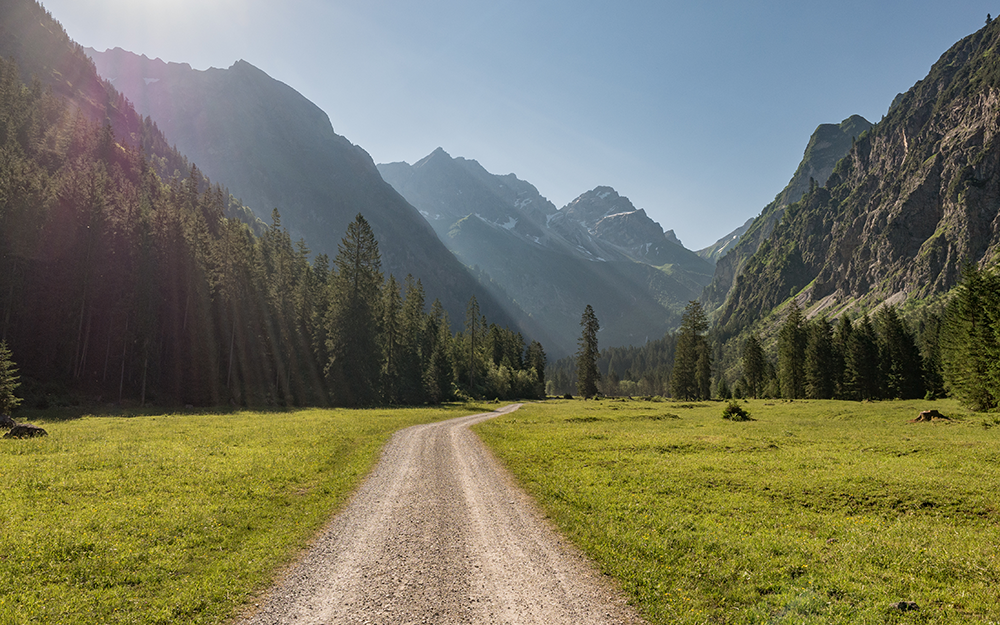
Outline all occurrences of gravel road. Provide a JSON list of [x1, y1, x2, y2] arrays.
[[238, 404, 646, 624]]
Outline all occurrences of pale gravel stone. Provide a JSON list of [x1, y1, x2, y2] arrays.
[[238, 404, 646, 625]]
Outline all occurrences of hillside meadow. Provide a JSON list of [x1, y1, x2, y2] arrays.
[[474, 398, 1000, 624], [0, 404, 489, 624]]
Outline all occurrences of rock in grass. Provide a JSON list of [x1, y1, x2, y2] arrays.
[[0, 413, 15, 429], [893, 600, 919, 611], [3, 423, 46, 439]]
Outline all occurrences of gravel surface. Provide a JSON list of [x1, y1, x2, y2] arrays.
[[238, 404, 646, 624]]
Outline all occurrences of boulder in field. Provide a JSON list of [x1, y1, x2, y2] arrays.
[[3, 423, 47, 438]]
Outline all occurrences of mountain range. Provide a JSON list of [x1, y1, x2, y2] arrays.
[[85, 47, 531, 337], [8, 0, 1000, 375], [379, 150, 714, 356]]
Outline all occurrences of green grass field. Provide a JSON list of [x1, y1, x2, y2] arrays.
[[474, 398, 1000, 624], [0, 404, 487, 624]]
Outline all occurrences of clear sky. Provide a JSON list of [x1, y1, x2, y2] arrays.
[[41, 0, 995, 249]]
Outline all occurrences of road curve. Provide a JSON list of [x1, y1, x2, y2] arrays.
[[239, 404, 646, 624]]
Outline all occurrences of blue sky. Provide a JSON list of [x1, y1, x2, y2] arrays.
[[43, 1, 995, 249]]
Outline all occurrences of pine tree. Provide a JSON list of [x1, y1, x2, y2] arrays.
[[874, 305, 924, 399], [381, 274, 403, 403], [671, 301, 709, 400], [742, 333, 766, 399], [465, 295, 484, 397], [526, 340, 547, 397], [832, 313, 853, 398], [425, 299, 454, 403], [0, 341, 22, 415], [941, 265, 1000, 410], [778, 300, 806, 399], [804, 317, 835, 399], [325, 214, 383, 406], [576, 304, 601, 398], [844, 314, 881, 400]]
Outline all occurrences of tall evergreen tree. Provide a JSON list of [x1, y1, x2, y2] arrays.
[[832, 313, 854, 398], [325, 214, 383, 406], [874, 305, 924, 399], [941, 265, 1000, 410], [0, 341, 21, 415], [425, 299, 454, 403], [671, 300, 710, 400], [777, 300, 806, 399], [804, 317, 835, 399], [526, 340, 547, 397], [742, 333, 766, 399], [576, 304, 601, 398], [465, 295, 483, 396], [844, 314, 881, 400], [381, 274, 403, 403]]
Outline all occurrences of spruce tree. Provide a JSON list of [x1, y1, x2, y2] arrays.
[[0, 341, 21, 415], [941, 265, 1000, 410], [777, 300, 806, 399], [874, 305, 924, 399], [832, 313, 853, 398], [526, 340, 547, 397], [742, 333, 766, 399], [804, 317, 835, 399], [424, 299, 454, 403], [576, 305, 601, 398], [671, 300, 709, 400], [381, 274, 403, 403], [844, 315, 881, 400], [325, 214, 383, 406], [465, 295, 483, 396]]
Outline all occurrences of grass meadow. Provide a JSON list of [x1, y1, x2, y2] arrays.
[[0, 403, 488, 624], [474, 398, 1000, 624]]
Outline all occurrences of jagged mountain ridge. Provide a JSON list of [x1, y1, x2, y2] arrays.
[[378, 150, 714, 356], [716, 20, 1000, 335], [86, 47, 534, 337], [701, 114, 873, 313]]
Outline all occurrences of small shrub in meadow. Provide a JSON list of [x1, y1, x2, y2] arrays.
[[722, 399, 752, 421]]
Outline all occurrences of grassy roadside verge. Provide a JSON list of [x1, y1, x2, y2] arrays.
[[0, 404, 482, 624], [474, 398, 1000, 624]]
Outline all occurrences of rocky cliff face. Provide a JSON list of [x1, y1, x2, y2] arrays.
[[717, 21, 1000, 334], [701, 115, 873, 313]]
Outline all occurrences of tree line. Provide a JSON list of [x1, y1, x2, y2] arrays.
[[559, 262, 1000, 411], [0, 57, 544, 409]]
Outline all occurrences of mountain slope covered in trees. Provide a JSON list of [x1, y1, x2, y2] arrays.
[[85, 47, 530, 335], [0, 0, 544, 407]]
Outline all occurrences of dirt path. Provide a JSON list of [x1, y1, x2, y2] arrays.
[[239, 404, 646, 624]]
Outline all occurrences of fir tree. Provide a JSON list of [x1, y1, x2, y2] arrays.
[[874, 305, 924, 399], [671, 301, 710, 400], [576, 305, 601, 398], [325, 214, 383, 406], [844, 315, 881, 400], [804, 317, 835, 399], [0, 341, 21, 415], [742, 333, 766, 399], [941, 265, 1000, 410], [777, 300, 806, 399]]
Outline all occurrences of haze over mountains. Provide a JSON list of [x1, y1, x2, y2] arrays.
[[378, 149, 714, 355], [10, 0, 1000, 377], [85, 47, 530, 338]]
